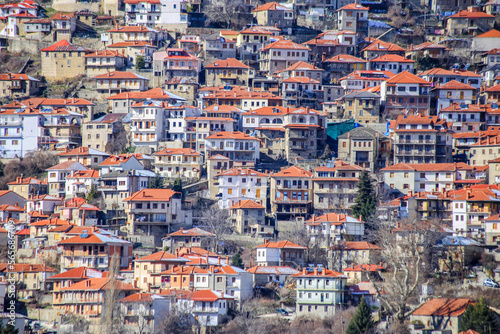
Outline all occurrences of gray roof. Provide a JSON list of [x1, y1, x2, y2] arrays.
[[100, 169, 156, 178], [338, 126, 388, 140], [436, 236, 481, 247], [342, 90, 380, 99]]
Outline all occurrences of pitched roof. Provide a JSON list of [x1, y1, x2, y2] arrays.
[[190, 290, 231, 301], [434, 79, 475, 90], [338, 126, 385, 140], [168, 227, 214, 237], [119, 292, 154, 303], [283, 76, 320, 84], [106, 87, 184, 100], [205, 58, 250, 69], [107, 25, 155, 33], [386, 71, 431, 85], [283, 60, 323, 72], [206, 131, 260, 140], [29, 218, 70, 227], [255, 240, 307, 249], [261, 39, 309, 51], [411, 298, 473, 316], [0, 263, 56, 273], [252, 2, 292, 12], [245, 266, 300, 275], [154, 148, 201, 156], [370, 54, 415, 63], [229, 199, 265, 209], [48, 267, 101, 280], [216, 168, 267, 177], [46, 161, 88, 171], [331, 241, 382, 250], [40, 39, 92, 52], [273, 166, 312, 178], [305, 213, 363, 225], [292, 268, 345, 277], [448, 10, 494, 19], [410, 42, 448, 51], [362, 40, 405, 53], [339, 3, 369, 10], [56, 146, 109, 157], [123, 189, 178, 202], [381, 162, 473, 172], [325, 54, 365, 63], [60, 277, 138, 291], [135, 251, 188, 262], [93, 71, 148, 80], [343, 264, 386, 272], [84, 50, 126, 58]]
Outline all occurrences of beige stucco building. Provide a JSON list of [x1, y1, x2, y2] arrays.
[[40, 39, 93, 81]]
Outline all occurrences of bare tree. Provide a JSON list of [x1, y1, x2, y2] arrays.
[[369, 218, 444, 323], [100, 254, 125, 334], [204, 0, 251, 29], [199, 204, 232, 253], [156, 303, 196, 334]]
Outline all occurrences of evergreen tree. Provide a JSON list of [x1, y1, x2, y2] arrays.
[[148, 174, 165, 189], [0, 321, 19, 334], [459, 298, 493, 334], [173, 178, 183, 193], [320, 144, 333, 161], [351, 170, 376, 221], [231, 253, 244, 268], [135, 56, 146, 70], [346, 297, 374, 334]]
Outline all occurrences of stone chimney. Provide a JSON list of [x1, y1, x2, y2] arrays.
[[321, 267, 326, 275], [313, 267, 318, 275], [302, 267, 306, 275]]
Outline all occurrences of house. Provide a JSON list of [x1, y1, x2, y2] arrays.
[[64, 170, 100, 199], [406, 42, 449, 59], [51, 12, 76, 41], [154, 148, 202, 180], [446, 9, 494, 37], [14, 97, 95, 120], [337, 127, 390, 171], [98, 154, 144, 174], [48, 267, 104, 292], [202, 32, 237, 60], [343, 265, 385, 284], [335, 4, 369, 39], [259, 39, 310, 75], [133, 251, 188, 291], [107, 41, 157, 69], [40, 40, 93, 81], [184, 290, 234, 326], [23, 18, 52, 37], [0, 73, 40, 99], [202, 86, 282, 112], [337, 90, 380, 124], [82, 113, 130, 153], [53, 277, 138, 323], [236, 26, 273, 61], [26, 195, 62, 216], [164, 77, 199, 104], [323, 54, 366, 84], [7, 177, 47, 199], [59, 197, 101, 226], [215, 168, 268, 209], [152, 48, 202, 84], [104, 25, 164, 46], [93, 71, 149, 97], [162, 227, 215, 251], [278, 60, 324, 82], [119, 292, 171, 333], [303, 34, 354, 63], [293, 267, 347, 318], [390, 115, 453, 164], [305, 213, 365, 244], [282, 76, 323, 108], [245, 266, 299, 287], [252, 2, 294, 29], [124, 189, 192, 244], [471, 29, 500, 52], [431, 80, 476, 114], [204, 58, 254, 87], [439, 103, 485, 133], [58, 228, 133, 271], [330, 241, 382, 270], [361, 40, 406, 60], [84, 50, 127, 76], [124, 0, 162, 27], [229, 199, 266, 235], [483, 214, 500, 246], [255, 239, 307, 267], [419, 68, 482, 90], [339, 70, 394, 92], [205, 131, 261, 165], [47, 161, 88, 198], [410, 298, 474, 334], [368, 54, 415, 74], [56, 147, 110, 168], [0, 263, 56, 298], [348, 281, 382, 309]]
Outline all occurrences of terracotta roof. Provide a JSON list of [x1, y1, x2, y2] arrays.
[[205, 58, 250, 69], [411, 298, 473, 316], [410, 42, 448, 51], [239, 27, 273, 35], [245, 266, 300, 275], [84, 50, 125, 58], [47, 161, 88, 170], [98, 154, 138, 166], [305, 213, 363, 225], [15, 228, 30, 236], [283, 76, 320, 84], [370, 54, 415, 63], [362, 40, 405, 53], [381, 162, 472, 172], [216, 168, 267, 177], [160, 265, 209, 275], [40, 39, 92, 52], [458, 331, 480, 334], [419, 68, 481, 78], [0, 263, 56, 273], [261, 40, 309, 51], [7, 176, 45, 185], [283, 61, 323, 72], [135, 251, 188, 262], [106, 87, 178, 100], [386, 71, 430, 85], [190, 290, 231, 301], [343, 264, 386, 272], [243, 106, 321, 116], [93, 71, 148, 80], [229, 199, 265, 209], [273, 165, 312, 178], [206, 131, 261, 141], [434, 79, 475, 90], [108, 25, 154, 33], [60, 277, 138, 291], [331, 241, 382, 251], [0, 204, 25, 212], [107, 41, 156, 48], [0, 73, 37, 81], [48, 267, 100, 280], [66, 170, 100, 179], [339, 3, 369, 10], [51, 13, 75, 20], [252, 2, 292, 12], [124, 0, 160, 3], [124, 189, 178, 202], [448, 10, 494, 19], [255, 240, 307, 249], [29, 218, 70, 227], [120, 292, 154, 302], [168, 227, 214, 237], [154, 148, 201, 156], [325, 54, 365, 63], [292, 268, 345, 277], [56, 147, 108, 157]]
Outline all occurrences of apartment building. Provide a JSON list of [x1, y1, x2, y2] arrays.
[[183, 116, 235, 152], [270, 166, 313, 221], [446, 9, 494, 36], [56, 147, 110, 168], [202, 86, 283, 111], [259, 39, 310, 74], [40, 40, 93, 81], [129, 99, 167, 152], [236, 27, 273, 61], [153, 48, 202, 84], [82, 113, 129, 153], [205, 131, 261, 164], [205, 58, 254, 87], [391, 115, 453, 164], [368, 54, 415, 74], [335, 3, 369, 39], [293, 268, 347, 318], [58, 228, 133, 271], [431, 80, 476, 114], [305, 213, 365, 243], [215, 168, 268, 209], [229, 200, 266, 235], [438, 103, 485, 133], [98, 154, 144, 175], [469, 134, 500, 165], [312, 159, 364, 211], [154, 148, 202, 180], [133, 251, 188, 291], [84, 50, 127, 76], [65, 170, 100, 199], [47, 161, 88, 198]]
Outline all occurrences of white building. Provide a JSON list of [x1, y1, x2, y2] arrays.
[[65, 170, 100, 199], [47, 161, 88, 198], [193, 266, 253, 304], [130, 99, 168, 151], [432, 80, 476, 113], [215, 168, 268, 209], [119, 293, 171, 333], [305, 213, 365, 243], [205, 131, 261, 163], [255, 239, 306, 267]]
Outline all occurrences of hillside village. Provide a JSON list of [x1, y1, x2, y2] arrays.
[[1, 0, 500, 333]]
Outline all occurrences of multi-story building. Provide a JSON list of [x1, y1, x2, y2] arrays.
[[431, 80, 476, 114], [229, 200, 267, 235], [381, 71, 431, 118], [124, 189, 192, 244], [259, 39, 310, 74], [56, 147, 110, 169], [335, 3, 369, 39], [153, 148, 202, 180], [40, 39, 93, 81], [252, 2, 294, 29], [270, 166, 313, 221], [0, 73, 40, 99], [202, 33, 237, 60], [94, 71, 149, 97], [215, 168, 268, 209], [361, 39, 405, 60], [183, 116, 236, 151], [323, 54, 366, 84], [205, 131, 261, 165], [129, 99, 168, 152], [255, 239, 307, 267], [282, 76, 323, 108], [469, 134, 500, 165], [312, 159, 364, 211], [163, 227, 215, 251], [98, 154, 144, 175], [337, 90, 380, 124], [236, 27, 273, 61], [305, 213, 365, 243], [58, 228, 133, 271], [0, 264, 56, 299], [446, 9, 494, 36], [7, 177, 47, 199], [391, 115, 454, 164], [277, 60, 324, 82], [339, 70, 394, 92], [47, 161, 88, 198], [337, 127, 390, 171], [153, 48, 202, 84], [103, 25, 165, 46], [124, 0, 162, 27], [204, 58, 254, 87], [368, 54, 415, 74], [406, 42, 450, 60], [133, 250, 188, 291], [51, 12, 76, 41], [65, 170, 100, 199], [419, 68, 482, 90], [107, 41, 157, 69], [202, 86, 283, 112], [84, 50, 127, 76], [293, 267, 347, 318], [82, 113, 130, 153], [439, 103, 485, 133]]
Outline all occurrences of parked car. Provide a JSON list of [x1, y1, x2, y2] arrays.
[[277, 308, 289, 316], [483, 278, 499, 288]]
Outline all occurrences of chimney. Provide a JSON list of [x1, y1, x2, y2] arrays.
[[179, 227, 183, 231], [302, 267, 306, 275], [15, 202, 18, 207], [467, 189, 471, 199], [322, 267, 326, 275], [147, 283, 151, 292], [218, 257, 221, 265], [359, 215, 362, 222], [133, 280, 137, 288], [264, 239, 269, 244], [313, 267, 318, 275], [408, 190, 413, 196]]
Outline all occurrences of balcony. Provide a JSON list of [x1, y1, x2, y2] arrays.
[[98, 185, 117, 191]]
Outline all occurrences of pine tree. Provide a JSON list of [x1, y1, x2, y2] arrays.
[[231, 253, 244, 268], [0, 321, 19, 334], [346, 297, 374, 334], [351, 170, 376, 221], [173, 178, 183, 193], [135, 56, 146, 70], [458, 298, 493, 334]]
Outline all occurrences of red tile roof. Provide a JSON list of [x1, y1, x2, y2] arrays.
[[135, 251, 188, 262], [325, 54, 365, 63], [283, 61, 323, 72], [154, 148, 201, 156], [216, 168, 267, 177], [47, 161, 88, 170], [48, 267, 100, 280], [0, 73, 37, 81], [84, 50, 125, 58], [433, 79, 475, 90], [339, 3, 369, 10], [0, 263, 56, 273], [411, 298, 473, 316], [66, 170, 100, 179], [370, 54, 415, 63], [120, 292, 154, 302], [343, 264, 386, 272], [106, 87, 175, 100], [206, 131, 261, 141], [305, 213, 363, 224], [255, 240, 307, 249], [381, 162, 472, 172], [273, 165, 312, 178], [108, 25, 154, 33], [386, 71, 431, 85], [331, 241, 382, 251], [205, 58, 250, 69], [124, 189, 178, 202], [60, 277, 138, 291], [29, 218, 70, 227], [252, 2, 292, 12], [448, 10, 494, 19], [292, 268, 344, 277], [229, 199, 265, 209], [283, 76, 320, 84], [261, 39, 309, 51], [190, 290, 229, 301], [168, 227, 214, 237], [40, 39, 92, 52], [93, 71, 148, 80], [107, 41, 156, 48], [362, 40, 405, 53]]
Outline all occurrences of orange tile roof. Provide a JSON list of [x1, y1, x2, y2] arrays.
[[160, 265, 209, 275], [446, 184, 500, 201], [386, 71, 431, 85], [283, 76, 320, 84], [60, 277, 138, 291], [381, 162, 472, 172], [135, 251, 188, 262], [124, 189, 178, 202], [448, 10, 494, 19], [458, 331, 480, 334], [229, 199, 265, 209], [84, 50, 125, 58], [325, 54, 365, 63], [29, 218, 70, 227], [107, 41, 156, 48], [419, 67, 481, 78], [205, 58, 250, 69], [370, 54, 415, 63], [362, 40, 405, 53], [206, 131, 261, 141], [154, 148, 201, 156], [261, 39, 309, 51], [47, 161, 88, 170], [93, 71, 148, 80], [66, 170, 100, 179], [305, 213, 363, 224], [40, 39, 92, 52], [434, 79, 475, 90], [48, 267, 98, 280], [239, 27, 273, 35], [339, 3, 369, 10], [273, 165, 312, 178], [120, 292, 153, 302], [51, 12, 75, 20], [283, 61, 323, 72], [216, 168, 267, 177], [0, 73, 37, 81], [252, 2, 291, 12], [0, 263, 56, 273], [7, 176, 45, 185], [168, 227, 214, 237], [343, 264, 386, 272], [106, 87, 174, 100], [411, 298, 473, 316], [255, 240, 307, 249], [0, 204, 25, 212], [108, 25, 154, 33], [190, 290, 229, 301], [331, 241, 382, 250], [292, 268, 344, 277], [98, 154, 137, 166], [58, 233, 106, 245]]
